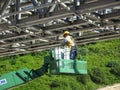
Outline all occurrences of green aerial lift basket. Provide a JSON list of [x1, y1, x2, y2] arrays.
[[49, 48, 87, 74], [50, 59, 87, 74]]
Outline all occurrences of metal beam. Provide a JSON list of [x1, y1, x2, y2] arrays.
[[0, 31, 113, 53], [102, 10, 120, 20], [0, 12, 120, 41], [77, 0, 120, 13], [0, 1, 67, 19], [0, 33, 119, 57], [16, 0, 120, 27], [0, 0, 119, 20], [0, 0, 11, 15], [0, 21, 120, 47], [49, 1, 57, 12]]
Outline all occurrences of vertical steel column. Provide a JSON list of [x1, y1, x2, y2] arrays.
[[74, 0, 83, 35], [73, 0, 80, 10], [16, 0, 21, 23], [41, 0, 45, 14], [43, 0, 48, 13], [9, 5, 15, 22], [31, 0, 42, 14], [0, 0, 2, 14], [73, 0, 80, 20]]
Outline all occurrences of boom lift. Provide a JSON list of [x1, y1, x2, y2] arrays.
[[0, 48, 87, 90]]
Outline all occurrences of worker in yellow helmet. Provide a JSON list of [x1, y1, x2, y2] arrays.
[[62, 31, 77, 60]]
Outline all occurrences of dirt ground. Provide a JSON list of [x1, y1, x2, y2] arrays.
[[97, 83, 120, 90]]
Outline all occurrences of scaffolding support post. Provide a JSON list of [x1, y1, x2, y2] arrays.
[[31, 0, 42, 14], [16, 0, 21, 23]]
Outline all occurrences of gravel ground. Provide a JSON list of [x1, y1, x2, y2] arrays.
[[97, 83, 120, 90]]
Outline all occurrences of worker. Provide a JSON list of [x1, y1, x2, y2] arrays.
[[62, 31, 77, 60]]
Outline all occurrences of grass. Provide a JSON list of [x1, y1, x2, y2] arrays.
[[0, 38, 120, 90]]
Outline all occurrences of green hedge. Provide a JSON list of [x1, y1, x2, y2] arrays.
[[90, 68, 106, 84]]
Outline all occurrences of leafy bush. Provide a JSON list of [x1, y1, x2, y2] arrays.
[[76, 74, 89, 84], [106, 61, 120, 76], [0, 65, 6, 69], [90, 68, 106, 84], [106, 61, 119, 68], [21, 59, 28, 63], [110, 63, 120, 76], [0, 64, 9, 71], [50, 80, 61, 87], [50, 79, 68, 89], [9, 59, 16, 65]]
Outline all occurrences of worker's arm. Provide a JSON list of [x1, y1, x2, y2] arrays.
[[61, 36, 71, 46], [61, 40, 69, 46]]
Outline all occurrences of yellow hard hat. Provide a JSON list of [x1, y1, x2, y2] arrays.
[[63, 31, 70, 35]]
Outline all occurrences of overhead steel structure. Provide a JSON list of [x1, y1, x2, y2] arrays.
[[0, 0, 120, 57]]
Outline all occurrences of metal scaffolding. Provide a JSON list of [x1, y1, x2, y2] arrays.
[[0, 0, 120, 57]]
